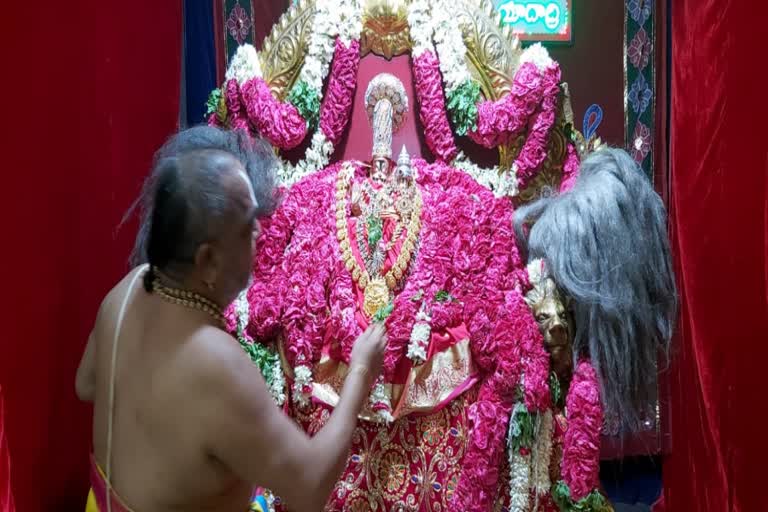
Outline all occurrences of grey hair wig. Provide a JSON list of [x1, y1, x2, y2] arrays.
[[125, 125, 277, 269], [514, 148, 677, 430]]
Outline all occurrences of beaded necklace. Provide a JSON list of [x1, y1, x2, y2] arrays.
[[152, 271, 225, 327]]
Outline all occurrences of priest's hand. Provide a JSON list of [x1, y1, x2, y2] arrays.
[[349, 324, 387, 384]]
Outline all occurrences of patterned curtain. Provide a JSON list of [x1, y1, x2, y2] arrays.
[[213, 0, 290, 83], [625, 0, 657, 180]]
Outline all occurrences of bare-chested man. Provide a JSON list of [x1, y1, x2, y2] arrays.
[[76, 126, 386, 512]]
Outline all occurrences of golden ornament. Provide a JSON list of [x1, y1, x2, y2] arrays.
[[364, 277, 391, 317]]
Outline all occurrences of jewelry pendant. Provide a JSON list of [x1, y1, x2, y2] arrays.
[[363, 277, 390, 317]]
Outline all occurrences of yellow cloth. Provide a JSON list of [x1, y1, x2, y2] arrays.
[[86, 484, 266, 512], [85, 488, 99, 512]]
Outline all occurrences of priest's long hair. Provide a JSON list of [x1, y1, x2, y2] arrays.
[[513, 147, 677, 431]]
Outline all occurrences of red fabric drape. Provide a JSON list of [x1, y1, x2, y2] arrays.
[[663, 1, 768, 510], [0, 1, 181, 510]]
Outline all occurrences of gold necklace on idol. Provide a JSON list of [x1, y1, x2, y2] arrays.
[[152, 270, 226, 327], [335, 162, 422, 318]]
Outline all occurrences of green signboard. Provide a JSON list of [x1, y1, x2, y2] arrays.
[[496, 0, 572, 43]]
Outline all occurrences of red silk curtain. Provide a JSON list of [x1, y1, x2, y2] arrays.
[[661, 0, 768, 509], [0, 1, 181, 510]]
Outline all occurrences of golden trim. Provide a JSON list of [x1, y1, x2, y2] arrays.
[[360, 0, 411, 58], [309, 338, 476, 420]]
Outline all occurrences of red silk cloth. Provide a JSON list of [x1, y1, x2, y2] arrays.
[[661, 0, 768, 509], [282, 392, 483, 511], [1, 1, 182, 509]]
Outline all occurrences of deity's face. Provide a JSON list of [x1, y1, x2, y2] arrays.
[[526, 277, 574, 381], [371, 157, 392, 182]]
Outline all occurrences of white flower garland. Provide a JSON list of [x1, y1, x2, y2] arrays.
[[276, 131, 335, 188], [406, 308, 431, 364], [431, 0, 471, 95], [225, 44, 262, 85], [233, 291, 250, 334], [532, 409, 554, 497], [336, 0, 364, 47], [292, 364, 314, 406], [269, 360, 287, 406], [508, 402, 532, 512], [407, 0, 436, 57], [234, 291, 286, 406], [369, 380, 394, 424], [452, 151, 520, 198], [297, 1, 338, 92], [274, 0, 363, 188], [519, 42, 555, 71]]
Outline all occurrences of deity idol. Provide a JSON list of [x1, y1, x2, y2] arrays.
[[232, 68, 549, 511], [204, 1, 675, 511]]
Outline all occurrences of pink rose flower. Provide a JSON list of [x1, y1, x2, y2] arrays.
[[412, 51, 458, 162], [561, 360, 603, 501], [514, 64, 562, 189], [468, 62, 548, 148], [319, 39, 361, 145], [224, 79, 250, 132], [240, 77, 308, 150], [559, 141, 580, 193]]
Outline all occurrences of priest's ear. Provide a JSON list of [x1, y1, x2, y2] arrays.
[[194, 242, 220, 291]]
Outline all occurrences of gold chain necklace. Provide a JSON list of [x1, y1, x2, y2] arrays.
[[152, 274, 226, 327], [335, 162, 422, 317]]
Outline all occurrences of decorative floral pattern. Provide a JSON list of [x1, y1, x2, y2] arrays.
[[281, 392, 474, 511], [631, 121, 652, 164], [625, 0, 656, 179], [226, 3, 252, 45], [628, 73, 652, 115], [628, 0, 652, 26], [628, 28, 651, 70]]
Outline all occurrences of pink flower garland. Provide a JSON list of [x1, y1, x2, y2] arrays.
[[558, 141, 580, 193], [225, 78, 251, 132], [412, 51, 459, 162], [561, 359, 603, 501], [275, 166, 339, 369], [245, 204, 293, 341], [467, 62, 548, 148], [412, 50, 565, 194], [513, 64, 562, 189], [319, 39, 361, 146], [239, 77, 308, 150], [453, 289, 551, 511]]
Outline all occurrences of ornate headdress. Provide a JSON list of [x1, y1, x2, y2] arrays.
[[396, 145, 413, 180], [365, 73, 409, 159]]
